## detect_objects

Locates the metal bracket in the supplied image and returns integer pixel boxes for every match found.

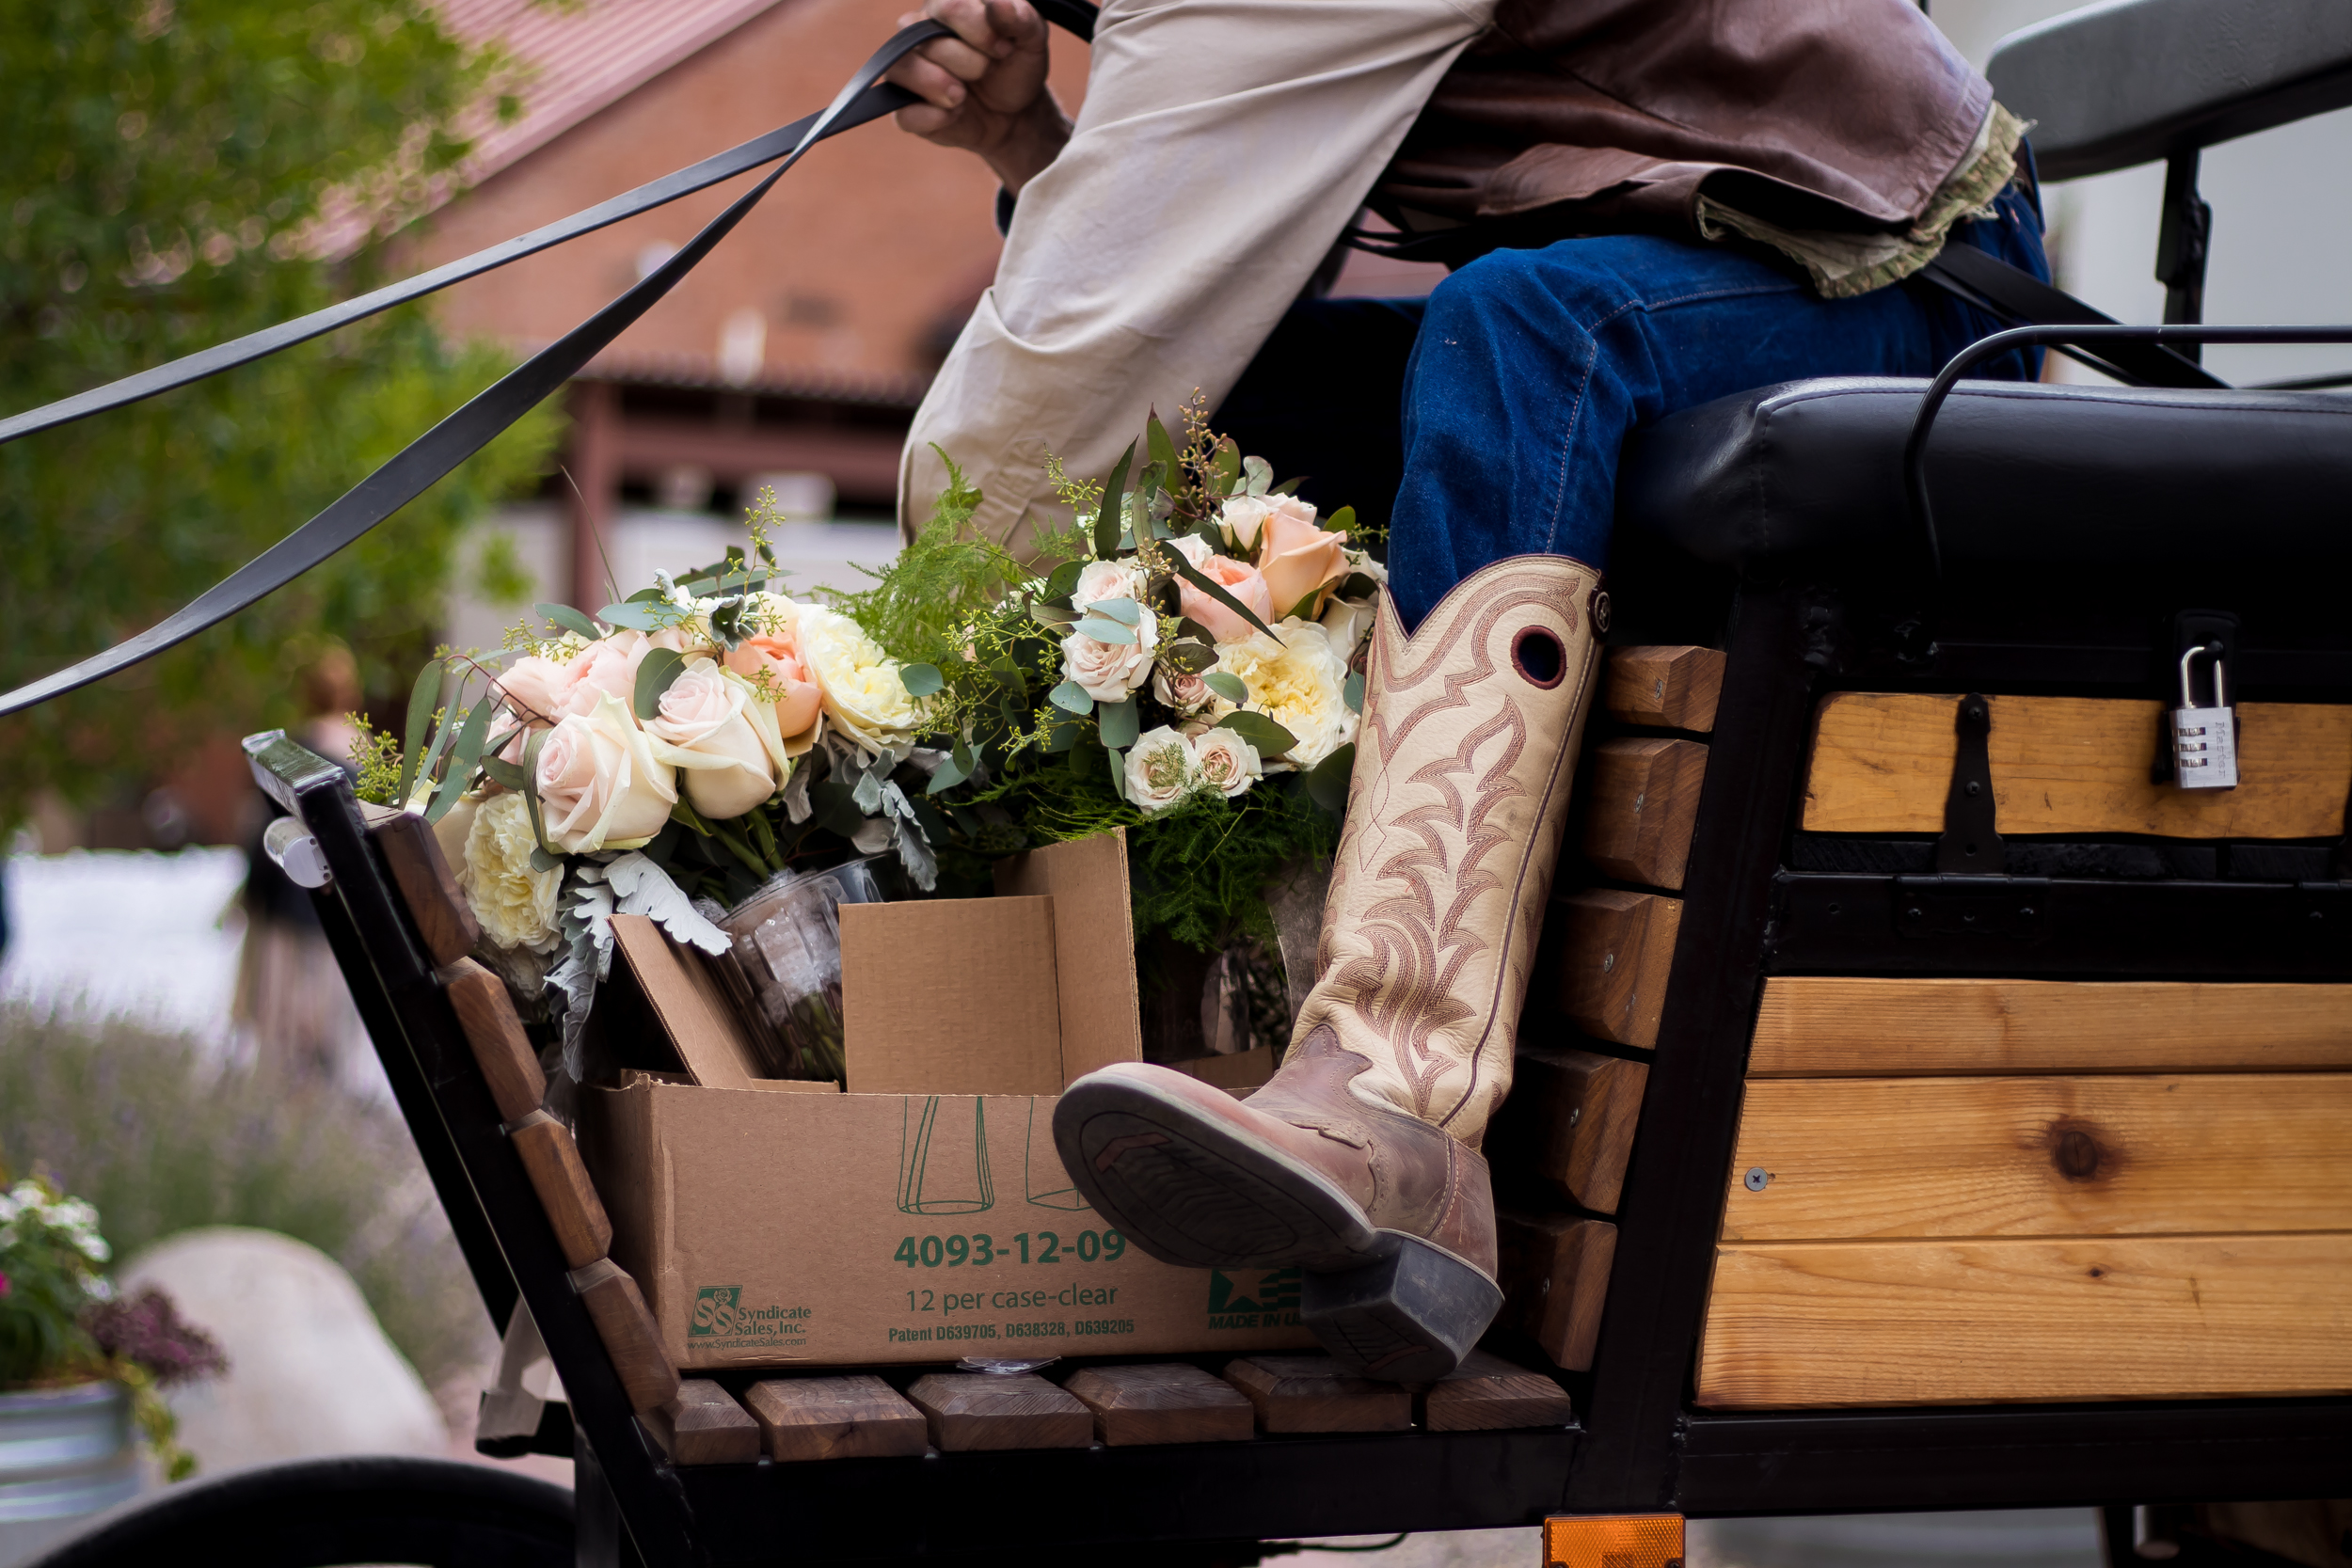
[1895,875,2051,941]
[1934,693,2004,874]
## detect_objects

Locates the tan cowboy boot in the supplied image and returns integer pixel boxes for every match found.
[1055,555,1606,1379]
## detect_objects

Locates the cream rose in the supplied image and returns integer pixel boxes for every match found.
[460,792,563,952]
[1123,727,1199,815]
[1258,506,1351,621]
[795,604,923,756]
[644,657,783,819]
[535,692,678,853]
[1152,662,1214,714]
[1073,559,1146,609]
[1221,491,1304,555]
[1177,553,1274,644]
[1164,532,1215,570]
[1318,593,1377,660]
[1188,725,1263,798]
[1062,606,1159,704]
[723,627,823,754]
[1211,619,1357,769]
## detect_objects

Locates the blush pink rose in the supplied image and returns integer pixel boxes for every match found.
[494,656,573,728]
[1177,554,1275,643]
[534,693,677,853]
[723,632,823,751]
[561,630,651,715]
[645,659,775,819]
[1257,508,1351,621]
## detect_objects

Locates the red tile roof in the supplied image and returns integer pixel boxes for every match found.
[437,0,793,182]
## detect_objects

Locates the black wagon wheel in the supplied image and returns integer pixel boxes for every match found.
[26,1456,571,1568]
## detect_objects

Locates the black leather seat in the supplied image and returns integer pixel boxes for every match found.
[1615,377,2352,570]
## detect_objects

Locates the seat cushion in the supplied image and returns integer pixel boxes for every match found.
[1989,0,2352,180]
[1614,377,2352,571]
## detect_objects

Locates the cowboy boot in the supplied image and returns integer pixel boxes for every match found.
[1055,555,1607,1379]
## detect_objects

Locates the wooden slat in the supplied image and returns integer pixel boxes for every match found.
[642,1379,761,1465]
[1602,645,1725,733]
[1697,1233,2352,1407]
[569,1258,680,1414]
[1221,1354,1411,1433]
[1496,1212,1617,1372]
[1580,737,1708,890]
[1422,1349,1576,1432]
[510,1111,612,1269]
[441,958,548,1121]
[1063,1363,1254,1446]
[365,805,479,965]
[904,1372,1092,1451]
[1751,977,2352,1076]
[744,1374,929,1462]
[1802,692,2352,837]
[1486,1047,1648,1214]
[1724,1074,2352,1242]
[1554,890,1680,1048]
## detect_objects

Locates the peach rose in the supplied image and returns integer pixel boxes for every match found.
[1222,491,1317,555]
[1258,508,1351,621]
[534,692,677,853]
[562,630,651,715]
[1177,554,1275,643]
[723,632,823,754]
[644,658,781,820]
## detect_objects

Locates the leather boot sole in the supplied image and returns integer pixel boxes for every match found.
[1053,1072,1378,1271]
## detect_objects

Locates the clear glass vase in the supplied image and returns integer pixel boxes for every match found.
[707,860,882,1084]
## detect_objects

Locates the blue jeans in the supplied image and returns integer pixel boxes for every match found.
[1215,177,2050,629]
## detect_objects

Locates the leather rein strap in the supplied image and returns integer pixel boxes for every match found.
[0,0,1100,720]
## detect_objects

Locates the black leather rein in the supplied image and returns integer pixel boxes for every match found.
[0,1,1098,719]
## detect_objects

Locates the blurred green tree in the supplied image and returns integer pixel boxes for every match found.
[0,0,562,832]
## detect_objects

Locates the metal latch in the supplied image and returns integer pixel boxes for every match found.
[1933,693,2003,874]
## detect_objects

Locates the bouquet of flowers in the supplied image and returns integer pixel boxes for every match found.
[370,397,1379,1077]
[0,1177,227,1480]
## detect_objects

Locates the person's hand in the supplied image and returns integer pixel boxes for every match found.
[886,0,1072,196]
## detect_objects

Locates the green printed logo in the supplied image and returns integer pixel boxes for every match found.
[690,1286,812,1343]
[1206,1266,1302,1329]
[689,1286,742,1338]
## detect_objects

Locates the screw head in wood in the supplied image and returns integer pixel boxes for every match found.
[1743,1167,1771,1192]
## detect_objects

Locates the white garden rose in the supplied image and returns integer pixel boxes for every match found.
[1123,726,1199,815]
[535,692,678,853]
[1061,609,1159,704]
[1188,725,1263,798]
[1318,593,1376,659]
[1073,559,1145,609]
[1164,532,1216,570]
[644,657,784,819]
[1211,618,1357,769]
[1343,545,1389,587]
[795,604,924,756]
[460,792,564,952]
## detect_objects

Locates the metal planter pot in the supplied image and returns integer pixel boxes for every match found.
[0,1383,140,1567]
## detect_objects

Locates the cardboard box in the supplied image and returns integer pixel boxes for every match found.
[579,832,1315,1370]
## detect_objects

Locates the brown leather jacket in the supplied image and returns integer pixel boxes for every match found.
[1375,0,1992,245]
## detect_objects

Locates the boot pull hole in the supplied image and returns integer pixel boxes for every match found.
[1513,626,1565,689]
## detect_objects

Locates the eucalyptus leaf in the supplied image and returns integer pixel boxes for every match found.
[395,657,442,807]
[1340,572,1381,600]
[1161,640,1217,674]
[1243,454,1273,497]
[1097,697,1140,750]
[480,755,528,792]
[900,663,946,697]
[426,696,497,823]
[926,749,972,796]
[1073,616,1137,645]
[1216,709,1297,755]
[1202,671,1249,705]
[1094,440,1136,561]
[599,600,666,632]
[1305,742,1357,815]
[533,602,603,641]
[1106,746,1128,800]
[1041,716,1081,753]
[626,586,667,603]
[1212,438,1242,494]
[1167,551,1277,640]
[1048,681,1094,716]
[1281,587,1326,621]
[1043,560,1085,601]
[1027,601,1080,626]
[530,847,563,874]
[1270,476,1307,497]
[521,729,555,854]
[1327,504,1357,534]
[1146,413,1180,485]
[1343,671,1367,713]
[632,646,687,721]
[1088,597,1142,626]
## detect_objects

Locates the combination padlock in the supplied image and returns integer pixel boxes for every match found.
[2172,641,2237,790]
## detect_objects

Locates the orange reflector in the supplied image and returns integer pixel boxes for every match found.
[1542,1513,1685,1568]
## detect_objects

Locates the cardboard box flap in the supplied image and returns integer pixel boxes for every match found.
[610,914,767,1089]
[841,896,1061,1096]
[994,830,1142,1085]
